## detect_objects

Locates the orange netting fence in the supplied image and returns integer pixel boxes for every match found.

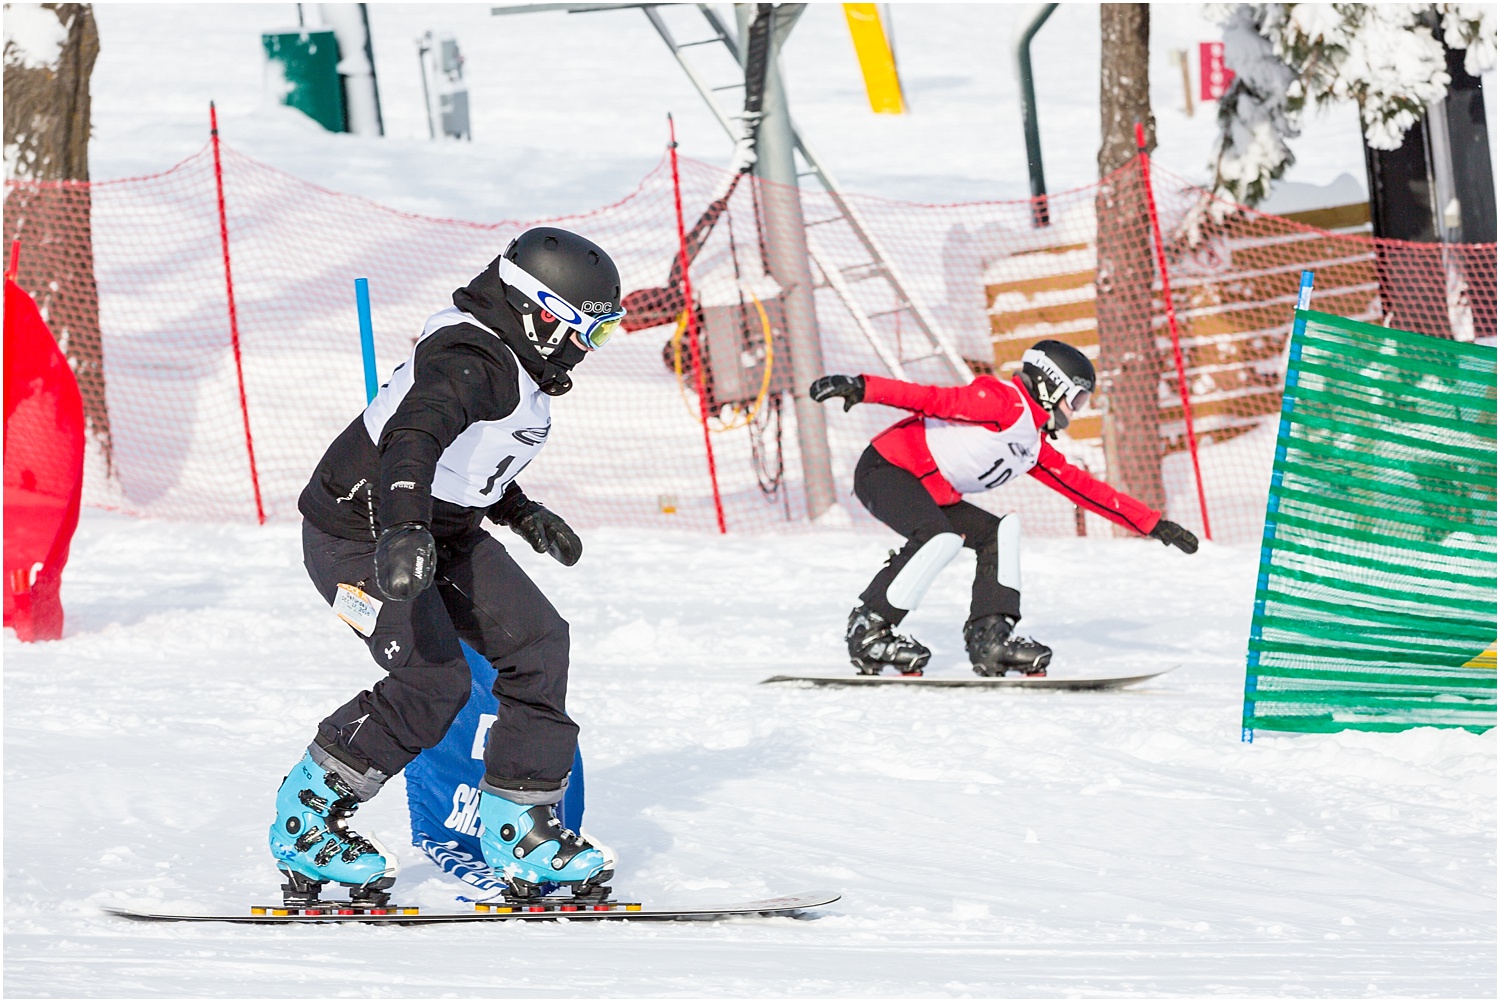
[5,140,1494,542]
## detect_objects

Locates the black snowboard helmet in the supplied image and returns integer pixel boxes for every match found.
[500,227,622,330]
[1019,339,1095,435]
[453,226,622,396]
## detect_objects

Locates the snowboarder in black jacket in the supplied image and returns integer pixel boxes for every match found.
[269,227,626,905]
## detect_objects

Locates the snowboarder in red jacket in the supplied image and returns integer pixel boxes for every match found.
[811,339,1199,678]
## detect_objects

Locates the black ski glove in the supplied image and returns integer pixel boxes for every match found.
[374,522,437,601]
[810,374,865,412]
[488,485,582,566]
[1150,519,1199,554]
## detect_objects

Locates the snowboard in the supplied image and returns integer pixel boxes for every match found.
[102,891,839,925]
[761,668,1173,690]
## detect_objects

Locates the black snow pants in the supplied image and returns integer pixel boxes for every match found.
[853,445,1020,626]
[302,521,576,800]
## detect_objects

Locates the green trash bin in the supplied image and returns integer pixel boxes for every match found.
[263,29,346,133]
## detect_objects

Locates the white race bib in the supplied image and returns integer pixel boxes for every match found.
[925,406,1041,494]
[362,308,552,508]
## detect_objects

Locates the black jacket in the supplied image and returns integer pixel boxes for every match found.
[299,262,586,542]
[298,321,525,542]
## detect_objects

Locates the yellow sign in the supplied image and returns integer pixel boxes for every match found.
[843,4,905,115]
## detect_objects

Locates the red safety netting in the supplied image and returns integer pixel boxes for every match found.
[5,142,1494,542]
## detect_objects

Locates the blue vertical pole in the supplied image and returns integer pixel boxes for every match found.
[1244,269,1316,744]
[355,277,378,404]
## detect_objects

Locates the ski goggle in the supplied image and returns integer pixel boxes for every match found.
[1059,386,1091,413]
[496,257,625,350]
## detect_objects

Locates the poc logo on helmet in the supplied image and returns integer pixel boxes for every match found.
[582,301,613,313]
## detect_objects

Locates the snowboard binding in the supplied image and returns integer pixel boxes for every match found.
[501,867,616,907]
[846,605,931,676]
[278,866,397,910]
[965,614,1052,677]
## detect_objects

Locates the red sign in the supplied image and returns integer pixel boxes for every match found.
[1199,41,1235,101]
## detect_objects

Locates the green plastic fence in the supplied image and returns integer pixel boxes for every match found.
[1243,309,1497,738]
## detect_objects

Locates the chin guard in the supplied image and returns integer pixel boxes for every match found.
[538,367,573,396]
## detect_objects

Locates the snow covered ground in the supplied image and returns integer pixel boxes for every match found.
[5,513,1494,997]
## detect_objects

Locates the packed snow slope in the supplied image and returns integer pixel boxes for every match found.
[4,513,1494,997]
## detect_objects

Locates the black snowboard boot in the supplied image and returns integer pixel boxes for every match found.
[845,604,931,676]
[965,614,1051,677]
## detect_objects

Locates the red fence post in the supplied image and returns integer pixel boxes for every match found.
[1135,122,1211,541]
[210,102,266,525]
[668,115,727,534]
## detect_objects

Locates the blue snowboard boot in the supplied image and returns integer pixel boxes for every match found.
[268,751,398,906]
[477,791,610,898]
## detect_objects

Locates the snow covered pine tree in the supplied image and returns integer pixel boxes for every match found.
[1205,2,1495,207]
[271,227,627,908]
[812,341,1199,678]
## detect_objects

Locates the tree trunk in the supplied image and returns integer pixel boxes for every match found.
[4,3,110,467]
[1095,2,1164,517]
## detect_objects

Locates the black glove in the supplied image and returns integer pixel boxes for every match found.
[488,486,582,566]
[809,374,865,412]
[1150,519,1199,554]
[374,522,437,601]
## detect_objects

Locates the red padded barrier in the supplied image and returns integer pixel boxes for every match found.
[4,277,85,640]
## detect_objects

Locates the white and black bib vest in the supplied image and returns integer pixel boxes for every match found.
[363,307,551,508]
[924,404,1041,494]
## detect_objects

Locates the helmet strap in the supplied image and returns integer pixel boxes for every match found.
[1019,370,1068,439]
[1020,369,1068,414]
[521,312,568,358]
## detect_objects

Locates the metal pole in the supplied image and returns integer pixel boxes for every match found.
[643,7,739,140]
[417,34,435,139]
[743,3,836,520]
[1015,3,1057,227]
[357,3,385,136]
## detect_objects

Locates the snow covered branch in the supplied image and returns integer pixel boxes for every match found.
[1204,3,1498,207]
[3,2,69,72]
[4,3,95,181]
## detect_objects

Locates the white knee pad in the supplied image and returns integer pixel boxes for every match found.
[886,532,963,611]
[997,513,1021,592]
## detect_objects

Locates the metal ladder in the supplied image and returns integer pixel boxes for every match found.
[639,4,973,384]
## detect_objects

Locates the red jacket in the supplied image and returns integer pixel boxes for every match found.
[863,373,1161,536]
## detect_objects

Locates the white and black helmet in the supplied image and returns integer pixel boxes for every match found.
[499,227,624,351]
[1020,339,1095,433]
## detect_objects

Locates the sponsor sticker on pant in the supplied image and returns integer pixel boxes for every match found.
[334,582,383,637]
